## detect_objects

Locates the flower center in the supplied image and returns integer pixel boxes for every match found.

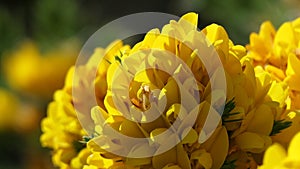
[131,84,152,111]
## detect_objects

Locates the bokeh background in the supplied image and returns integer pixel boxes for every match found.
[0,0,299,168]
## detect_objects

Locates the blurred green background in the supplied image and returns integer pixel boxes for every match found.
[0,0,299,168]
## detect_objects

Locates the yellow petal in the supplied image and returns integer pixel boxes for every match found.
[267,81,288,107]
[178,12,198,28]
[262,143,287,168]
[83,165,98,169]
[272,22,296,66]
[286,53,300,90]
[235,132,272,153]
[286,74,300,92]
[190,149,212,169]
[162,78,180,109]
[201,24,229,58]
[247,33,268,61]
[140,116,168,133]
[150,128,177,146]
[119,119,145,138]
[103,91,123,116]
[207,126,229,169]
[260,21,276,40]
[242,60,256,98]
[287,132,300,161]
[176,144,191,169]
[178,12,198,35]
[87,153,116,168]
[152,147,177,169]
[247,104,274,135]
[166,103,187,123]
[255,67,273,103]
[181,128,198,144]
[200,126,228,169]
[265,65,286,81]
[275,22,296,49]
[152,33,176,54]
[131,28,160,54]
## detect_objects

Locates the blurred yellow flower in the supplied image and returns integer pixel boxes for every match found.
[0,88,18,129]
[0,88,40,132]
[2,40,77,99]
[258,132,300,169]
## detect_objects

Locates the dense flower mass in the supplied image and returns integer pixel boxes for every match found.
[247,18,300,110]
[40,13,300,169]
[247,18,300,148]
[40,40,129,168]
[85,13,234,169]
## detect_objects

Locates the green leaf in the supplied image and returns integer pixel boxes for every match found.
[114,51,124,64]
[222,98,241,123]
[105,58,112,64]
[223,98,236,118]
[115,55,122,64]
[79,132,99,144]
[270,120,292,136]
[221,159,236,169]
[73,140,85,153]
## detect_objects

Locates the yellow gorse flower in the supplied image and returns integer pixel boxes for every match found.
[40,40,129,168]
[206,28,281,169]
[247,17,300,148]
[83,12,239,169]
[40,12,296,169]
[83,13,263,169]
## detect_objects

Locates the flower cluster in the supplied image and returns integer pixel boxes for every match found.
[40,13,300,169]
[247,18,300,148]
[40,40,130,168]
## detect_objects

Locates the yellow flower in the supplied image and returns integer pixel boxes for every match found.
[246,18,300,147]
[201,21,277,168]
[0,88,40,132]
[222,63,279,168]
[2,40,77,99]
[258,132,300,169]
[84,12,247,169]
[0,88,18,129]
[41,89,87,168]
[41,12,285,169]
[40,40,129,168]
[247,18,300,110]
